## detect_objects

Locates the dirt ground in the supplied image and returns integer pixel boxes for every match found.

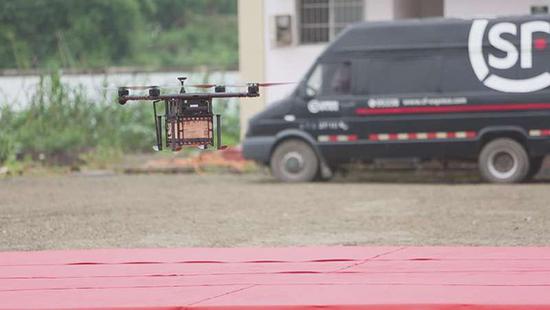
[1,171,549,251]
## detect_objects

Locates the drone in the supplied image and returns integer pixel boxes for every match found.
[117,77,287,152]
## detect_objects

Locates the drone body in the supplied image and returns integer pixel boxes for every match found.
[117,77,261,152]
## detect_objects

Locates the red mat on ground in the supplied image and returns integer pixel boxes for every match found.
[1,246,550,309]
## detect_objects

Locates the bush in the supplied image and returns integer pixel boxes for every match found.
[0,73,154,165]
[0,0,237,70]
[0,72,240,166]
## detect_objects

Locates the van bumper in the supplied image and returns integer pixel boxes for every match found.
[242,136,277,164]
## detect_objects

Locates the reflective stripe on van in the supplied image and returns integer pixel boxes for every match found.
[355,103,550,116]
[529,129,550,137]
[318,135,358,142]
[369,131,477,141]
[317,131,477,143]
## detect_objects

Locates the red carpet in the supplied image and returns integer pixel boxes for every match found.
[1,247,550,309]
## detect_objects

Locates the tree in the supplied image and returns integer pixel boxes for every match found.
[0,0,237,70]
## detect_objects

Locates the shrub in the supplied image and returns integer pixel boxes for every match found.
[0,72,240,166]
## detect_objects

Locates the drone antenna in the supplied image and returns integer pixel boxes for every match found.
[177,77,187,94]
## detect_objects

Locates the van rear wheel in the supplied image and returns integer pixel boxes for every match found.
[478,138,530,183]
[270,139,319,182]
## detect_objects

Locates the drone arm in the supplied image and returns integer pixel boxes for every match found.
[119,90,259,105]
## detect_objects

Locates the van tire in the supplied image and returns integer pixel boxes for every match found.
[270,139,319,182]
[478,138,530,183]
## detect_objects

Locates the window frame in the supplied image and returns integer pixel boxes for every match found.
[297,0,364,45]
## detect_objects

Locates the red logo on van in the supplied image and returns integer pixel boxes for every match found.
[534,38,547,50]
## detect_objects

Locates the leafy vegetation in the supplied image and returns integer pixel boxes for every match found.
[0,73,240,167]
[0,0,238,70]
[0,1,241,168]
[0,1,240,168]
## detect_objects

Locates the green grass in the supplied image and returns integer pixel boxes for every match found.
[0,72,240,168]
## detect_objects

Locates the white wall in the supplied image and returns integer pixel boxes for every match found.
[262,0,394,104]
[263,0,323,104]
[445,0,550,18]
[366,0,394,21]
[239,0,266,137]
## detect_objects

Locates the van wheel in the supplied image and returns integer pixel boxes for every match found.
[478,138,530,183]
[270,139,319,182]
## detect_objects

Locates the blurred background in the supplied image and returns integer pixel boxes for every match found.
[2,0,550,251]
[2,0,550,172]
[0,0,239,171]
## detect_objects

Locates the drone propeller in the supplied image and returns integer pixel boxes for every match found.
[224,82,296,88]
[187,82,295,89]
[258,82,296,87]
[188,83,217,89]
[119,85,160,90]
[108,79,295,95]
[102,85,179,91]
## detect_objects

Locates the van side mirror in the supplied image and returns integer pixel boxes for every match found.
[301,84,317,101]
[303,92,314,102]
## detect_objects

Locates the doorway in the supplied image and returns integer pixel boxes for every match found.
[394,0,444,19]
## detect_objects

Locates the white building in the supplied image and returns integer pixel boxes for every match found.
[238,0,550,134]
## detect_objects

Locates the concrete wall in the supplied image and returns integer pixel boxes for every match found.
[366,0,394,21]
[238,0,266,137]
[262,0,395,104]
[263,0,323,104]
[445,0,550,18]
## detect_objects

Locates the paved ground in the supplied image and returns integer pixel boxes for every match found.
[1,172,549,251]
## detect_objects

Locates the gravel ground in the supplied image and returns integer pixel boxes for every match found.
[1,172,549,251]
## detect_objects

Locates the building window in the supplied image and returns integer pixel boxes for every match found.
[299,0,364,44]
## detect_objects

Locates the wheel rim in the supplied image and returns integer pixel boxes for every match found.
[282,151,304,174]
[488,150,518,180]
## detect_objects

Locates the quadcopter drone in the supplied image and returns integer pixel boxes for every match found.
[117,77,285,152]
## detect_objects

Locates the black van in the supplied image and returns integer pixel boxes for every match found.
[243,15,550,183]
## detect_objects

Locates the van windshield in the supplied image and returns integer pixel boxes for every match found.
[306,62,351,97]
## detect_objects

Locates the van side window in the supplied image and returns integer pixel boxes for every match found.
[306,62,351,97]
[367,56,441,95]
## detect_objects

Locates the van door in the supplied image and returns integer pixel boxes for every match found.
[294,61,356,159]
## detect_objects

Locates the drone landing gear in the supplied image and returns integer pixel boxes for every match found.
[152,99,225,152]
